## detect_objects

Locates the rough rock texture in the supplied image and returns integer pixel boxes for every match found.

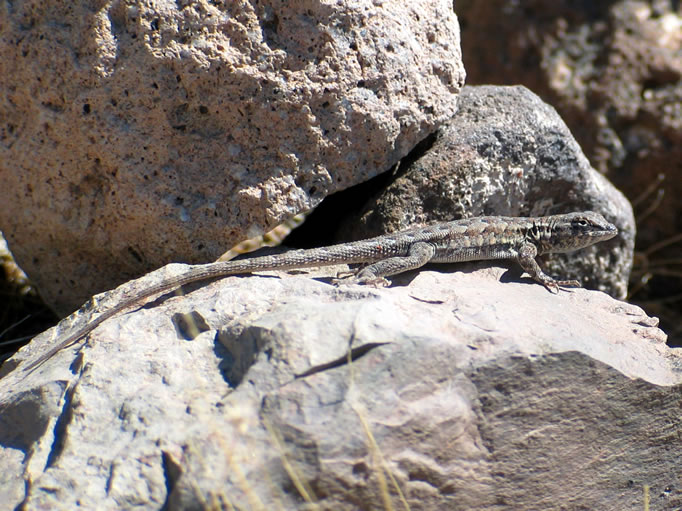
[339,85,634,299]
[2,266,680,510]
[0,0,464,316]
[456,1,682,339]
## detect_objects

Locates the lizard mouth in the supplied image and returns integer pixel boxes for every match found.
[597,225,618,240]
[594,227,617,238]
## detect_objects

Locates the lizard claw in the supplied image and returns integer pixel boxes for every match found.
[334,269,358,279]
[557,279,581,288]
[333,274,390,288]
[359,276,391,288]
[543,279,581,293]
[544,282,560,294]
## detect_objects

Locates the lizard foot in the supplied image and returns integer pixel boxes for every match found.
[332,274,391,288]
[543,279,581,293]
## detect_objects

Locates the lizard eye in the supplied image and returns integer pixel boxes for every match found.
[573,219,589,227]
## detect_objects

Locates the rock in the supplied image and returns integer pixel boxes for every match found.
[1,265,680,510]
[340,85,634,298]
[0,0,464,315]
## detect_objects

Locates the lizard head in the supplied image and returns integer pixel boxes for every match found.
[541,211,618,253]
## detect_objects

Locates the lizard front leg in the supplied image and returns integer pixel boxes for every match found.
[339,241,436,286]
[517,242,580,293]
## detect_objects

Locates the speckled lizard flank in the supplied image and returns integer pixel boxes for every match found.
[23,211,617,373]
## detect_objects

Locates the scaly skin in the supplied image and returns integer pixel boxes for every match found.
[22,211,617,373]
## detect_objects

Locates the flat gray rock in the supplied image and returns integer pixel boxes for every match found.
[1,265,679,510]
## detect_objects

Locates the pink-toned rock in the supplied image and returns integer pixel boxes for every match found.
[0,0,464,315]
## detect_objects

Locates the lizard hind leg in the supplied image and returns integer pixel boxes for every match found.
[338,241,436,287]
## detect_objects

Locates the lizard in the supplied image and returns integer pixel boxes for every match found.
[21,211,617,373]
